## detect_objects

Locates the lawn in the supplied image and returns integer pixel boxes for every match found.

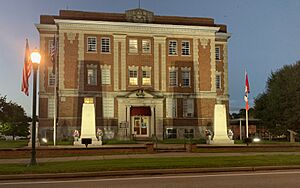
[0,140,28,148]
[1,155,300,175]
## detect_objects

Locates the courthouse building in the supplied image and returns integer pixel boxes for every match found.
[36,8,230,141]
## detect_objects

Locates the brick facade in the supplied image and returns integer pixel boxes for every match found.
[36,9,230,141]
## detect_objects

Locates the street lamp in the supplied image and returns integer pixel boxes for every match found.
[29,49,41,166]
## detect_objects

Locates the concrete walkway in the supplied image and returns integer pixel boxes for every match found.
[1,151,300,164]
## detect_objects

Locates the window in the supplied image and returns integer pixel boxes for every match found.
[169,67,178,86]
[182,41,190,55]
[101,37,110,53]
[101,65,111,85]
[48,71,55,86]
[48,98,54,118]
[168,40,177,55]
[142,39,151,53]
[142,70,151,85]
[166,128,177,139]
[103,97,114,118]
[182,70,190,87]
[183,98,194,117]
[129,39,138,53]
[129,67,138,86]
[215,46,221,60]
[184,129,194,139]
[87,64,97,85]
[216,73,221,89]
[87,37,97,52]
[166,98,177,118]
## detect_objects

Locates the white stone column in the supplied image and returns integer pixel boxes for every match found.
[223,43,229,96]
[154,36,165,91]
[58,31,65,90]
[77,32,84,91]
[209,37,216,92]
[193,38,200,92]
[113,34,126,91]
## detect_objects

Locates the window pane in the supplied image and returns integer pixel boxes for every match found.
[101,38,110,53]
[216,74,221,89]
[142,70,151,85]
[182,71,190,87]
[182,41,190,55]
[87,68,97,85]
[48,71,55,86]
[215,47,221,60]
[169,71,177,86]
[142,40,151,53]
[169,41,177,55]
[101,68,111,85]
[87,37,97,52]
[129,70,138,85]
[129,39,138,53]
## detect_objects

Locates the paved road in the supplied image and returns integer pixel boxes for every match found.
[1,170,300,188]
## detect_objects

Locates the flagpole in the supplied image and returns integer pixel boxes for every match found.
[246,109,249,138]
[53,35,57,146]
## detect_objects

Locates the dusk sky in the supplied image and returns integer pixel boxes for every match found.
[0,0,300,116]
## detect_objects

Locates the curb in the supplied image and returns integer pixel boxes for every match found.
[1,166,300,180]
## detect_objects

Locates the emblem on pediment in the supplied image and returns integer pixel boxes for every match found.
[125,8,154,23]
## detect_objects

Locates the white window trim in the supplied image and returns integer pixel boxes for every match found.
[169,66,178,87]
[101,37,110,53]
[142,39,151,54]
[87,37,97,53]
[102,97,114,118]
[181,67,191,87]
[181,40,190,56]
[183,98,194,117]
[129,39,138,54]
[128,66,139,86]
[142,66,152,86]
[215,46,221,61]
[87,64,98,86]
[216,72,222,90]
[166,98,177,118]
[168,40,178,56]
[100,64,111,85]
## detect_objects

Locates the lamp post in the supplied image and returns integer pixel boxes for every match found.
[29,49,41,166]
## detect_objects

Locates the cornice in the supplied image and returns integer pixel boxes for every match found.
[216,32,231,40]
[54,19,220,36]
[35,24,57,33]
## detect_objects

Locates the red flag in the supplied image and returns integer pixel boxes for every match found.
[244,71,250,111]
[21,39,31,96]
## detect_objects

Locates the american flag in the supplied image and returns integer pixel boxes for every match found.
[21,39,31,96]
[244,71,250,111]
[50,37,57,74]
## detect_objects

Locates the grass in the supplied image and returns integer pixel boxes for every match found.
[1,155,300,175]
[0,140,28,148]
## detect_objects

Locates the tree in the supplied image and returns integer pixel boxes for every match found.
[0,95,30,139]
[254,61,300,136]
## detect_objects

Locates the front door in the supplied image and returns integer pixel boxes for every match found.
[133,116,149,137]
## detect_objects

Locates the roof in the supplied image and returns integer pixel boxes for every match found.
[40,9,227,33]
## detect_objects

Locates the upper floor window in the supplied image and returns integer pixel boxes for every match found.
[169,67,178,86]
[87,37,97,52]
[215,46,221,60]
[142,66,151,86]
[101,65,111,85]
[48,70,55,86]
[129,67,138,86]
[101,37,110,53]
[166,98,177,118]
[181,41,190,55]
[142,39,151,54]
[182,70,190,87]
[87,64,97,85]
[183,98,194,117]
[216,73,221,89]
[129,39,138,53]
[168,40,177,55]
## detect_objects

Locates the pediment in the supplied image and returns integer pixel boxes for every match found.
[122,89,162,98]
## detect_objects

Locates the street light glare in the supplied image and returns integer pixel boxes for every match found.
[30,50,41,64]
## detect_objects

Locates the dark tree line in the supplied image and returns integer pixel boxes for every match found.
[0,95,30,139]
[254,61,300,136]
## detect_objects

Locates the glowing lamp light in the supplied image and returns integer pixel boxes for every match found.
[253,137,261,142]
[42,138,48,143]
[30,50,41,64]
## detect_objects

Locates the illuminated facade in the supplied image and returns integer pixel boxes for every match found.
[36,9,230,141]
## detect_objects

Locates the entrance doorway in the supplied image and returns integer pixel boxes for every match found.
[130,106,151,137]
[133,116,149,136]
